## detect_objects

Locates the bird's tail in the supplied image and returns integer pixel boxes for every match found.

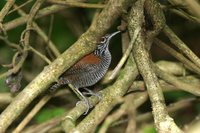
[49,83,61,92]
[49,78,69,92]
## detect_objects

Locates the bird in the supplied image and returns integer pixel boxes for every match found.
[50,31,121,114]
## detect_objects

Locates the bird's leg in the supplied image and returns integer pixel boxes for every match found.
[82,88,102,100]
[68,84,91,115]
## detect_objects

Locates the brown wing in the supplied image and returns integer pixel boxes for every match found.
[62,54,101,76]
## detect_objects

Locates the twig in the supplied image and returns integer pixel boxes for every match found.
[163,25,200,69]
[0,52,26,79]
[13,4,60,57]
[184,0,200,18]
[47,15,54,53]
[98,99,126,133]
[12,89,69,133]
[0,35,22,52]
[12,96,52,133]
[125,92,147,133]
[2,0,92,32]
[153,64,200,96]
[29,46,51,64]
[112,97,196,127]
[121,26,130,53]
[7,0,33,15]
[136,97,196,122]
[3,5,66,32]
[169,8,200,25]
[99,92,147,133]
[156,61,189,76]
[154,38,200,75]
[0,0,15,23]
[22,116,62,133]
[0,0,45,132]
[108,27,140,81]
[46,0,105,9]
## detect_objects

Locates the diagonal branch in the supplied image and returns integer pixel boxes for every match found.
[129,0,183,132]
[0,0,15,23]
[163,25,200,69]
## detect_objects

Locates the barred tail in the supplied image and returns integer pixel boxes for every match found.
[49,78,69,92]
[49,83,61,92]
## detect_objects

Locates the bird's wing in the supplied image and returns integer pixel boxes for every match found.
[61,54,101,76]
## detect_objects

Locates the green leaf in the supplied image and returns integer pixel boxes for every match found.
[143,125,156,133]
[34,107,65,123]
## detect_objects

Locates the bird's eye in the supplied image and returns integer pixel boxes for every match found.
[100,37,106,43]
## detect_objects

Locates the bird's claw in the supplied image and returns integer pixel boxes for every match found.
[82,88,102,100]
[76,98,92,115]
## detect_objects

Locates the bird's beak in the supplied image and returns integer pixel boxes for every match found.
[108,31,121,39]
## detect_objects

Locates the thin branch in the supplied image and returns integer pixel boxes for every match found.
[108,27,140,81]
[13,4,60,57]
[12,90,69,133]
[46,0,105,9]
[29,46,51,64]
[47,15,54,54]
[0,35,22,52]
[22,116,62,133]
[163,25,200,69]
[184,0,200,18]
[112,98,196,127]
[169,8,200,25]
[2,5,66,32]
[0,0,15,23]
[154,64,200,96]
[1,0,93,32]
[154,38,200,75]
[7,0,33,15]
[0,0,46,132]
[98,100,126,133]
[156,61,189,76]
[125,92,147,133]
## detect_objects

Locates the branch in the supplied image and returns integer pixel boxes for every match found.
[154,38,200,75]
[129,0,183,132]
[13,4,60,57]
[2,5,66,32]
[0,0,15,23]
[46,0,105,9]
[1,0,94,32]
[163,25,200,69]
[154,64,200,96]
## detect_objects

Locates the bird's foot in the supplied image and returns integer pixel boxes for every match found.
[76,97,92,115]
[82,88,102,100]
